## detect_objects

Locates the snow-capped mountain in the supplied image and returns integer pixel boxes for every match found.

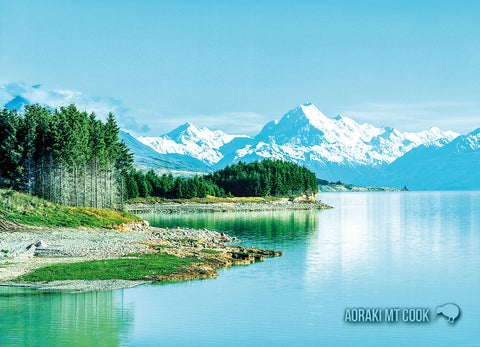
[365,128,480,190]
[134,103,461,185]
[119,130,211,176]
[245,103,457,165]
[138,122,251,165]
[214,103,458,182]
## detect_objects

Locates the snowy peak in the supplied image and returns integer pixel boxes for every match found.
[299,103,332,129]
[132,102,462,184]
[242,103,459,167]
[449,127,480,152]
[256,103,332,145]
[165,122,237,147]
[138,123,248,165]
[257,103,387,147]
[374,126,480,190]
[402,127,459,145]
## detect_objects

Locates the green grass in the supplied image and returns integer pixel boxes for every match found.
[13,252,201,282]
[0,189,139,228]
[201,249,220,254]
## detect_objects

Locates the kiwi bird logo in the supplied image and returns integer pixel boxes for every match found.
[436,303,460,323]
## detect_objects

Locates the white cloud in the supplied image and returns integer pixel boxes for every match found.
[0,82,272,136]
[0,82,150,133]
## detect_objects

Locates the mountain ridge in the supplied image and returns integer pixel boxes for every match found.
[365,128,480,190]
[133,103,466,187]
[3,94,477,189]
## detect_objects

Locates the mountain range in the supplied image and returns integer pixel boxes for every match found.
[368,128,480,190]
[3,93,478,190]
[130,103,476,190]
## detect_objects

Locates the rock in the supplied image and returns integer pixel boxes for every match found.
[35,240,48,248]
[115,221,150,232]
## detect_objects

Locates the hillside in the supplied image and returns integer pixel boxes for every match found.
[0,189,138,229]
[120,130,210,176]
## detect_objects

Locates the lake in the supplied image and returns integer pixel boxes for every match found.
[1,192,479,346]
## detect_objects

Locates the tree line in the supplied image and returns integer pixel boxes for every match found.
[123,170,229,200]
[0,104,133,208]
[124,159,318,200]
[206,159,318,197]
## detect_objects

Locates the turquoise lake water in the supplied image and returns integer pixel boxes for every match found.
[0,192,479,346]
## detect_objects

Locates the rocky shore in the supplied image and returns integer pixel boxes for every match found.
[318,184,403,192]
[0,222,282,293]
[126,200,331,214]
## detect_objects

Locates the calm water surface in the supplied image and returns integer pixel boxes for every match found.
[0,192,479,346]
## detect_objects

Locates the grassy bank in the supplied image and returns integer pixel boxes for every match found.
[0,189,139,228]
[13,252,201,282]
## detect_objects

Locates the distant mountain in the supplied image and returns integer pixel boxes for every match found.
[119,131,210,176]
[216,103,458,182]
[4,96,29,112]
[138,122,251,165]
[132,103,467,187]
[367,128,480,190]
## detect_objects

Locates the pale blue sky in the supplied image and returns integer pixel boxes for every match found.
[1,0,479,135]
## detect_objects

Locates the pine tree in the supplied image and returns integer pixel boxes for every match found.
[0,109,23,188]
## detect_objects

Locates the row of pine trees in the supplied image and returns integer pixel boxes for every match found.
[124,159,318,200]
[123,171,229,200]
[0,104,133,208]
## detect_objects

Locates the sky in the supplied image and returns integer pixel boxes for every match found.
[1,0,479,136]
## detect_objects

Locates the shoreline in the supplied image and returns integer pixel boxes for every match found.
[126,200,332,214]
[318,184,403,192]
[0,224,282,293]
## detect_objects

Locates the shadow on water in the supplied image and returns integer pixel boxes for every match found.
[0,287,134,347]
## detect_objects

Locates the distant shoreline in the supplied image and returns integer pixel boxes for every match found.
[318,184,405,192]
[126,199,332,214]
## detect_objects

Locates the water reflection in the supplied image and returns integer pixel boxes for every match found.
[308,192,480,301]
[0,288,133,347]
[140,210,323,249]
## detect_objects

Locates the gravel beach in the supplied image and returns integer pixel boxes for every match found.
[0,223,280,292]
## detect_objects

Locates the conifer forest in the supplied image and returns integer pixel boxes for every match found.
[0,104,132,208]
